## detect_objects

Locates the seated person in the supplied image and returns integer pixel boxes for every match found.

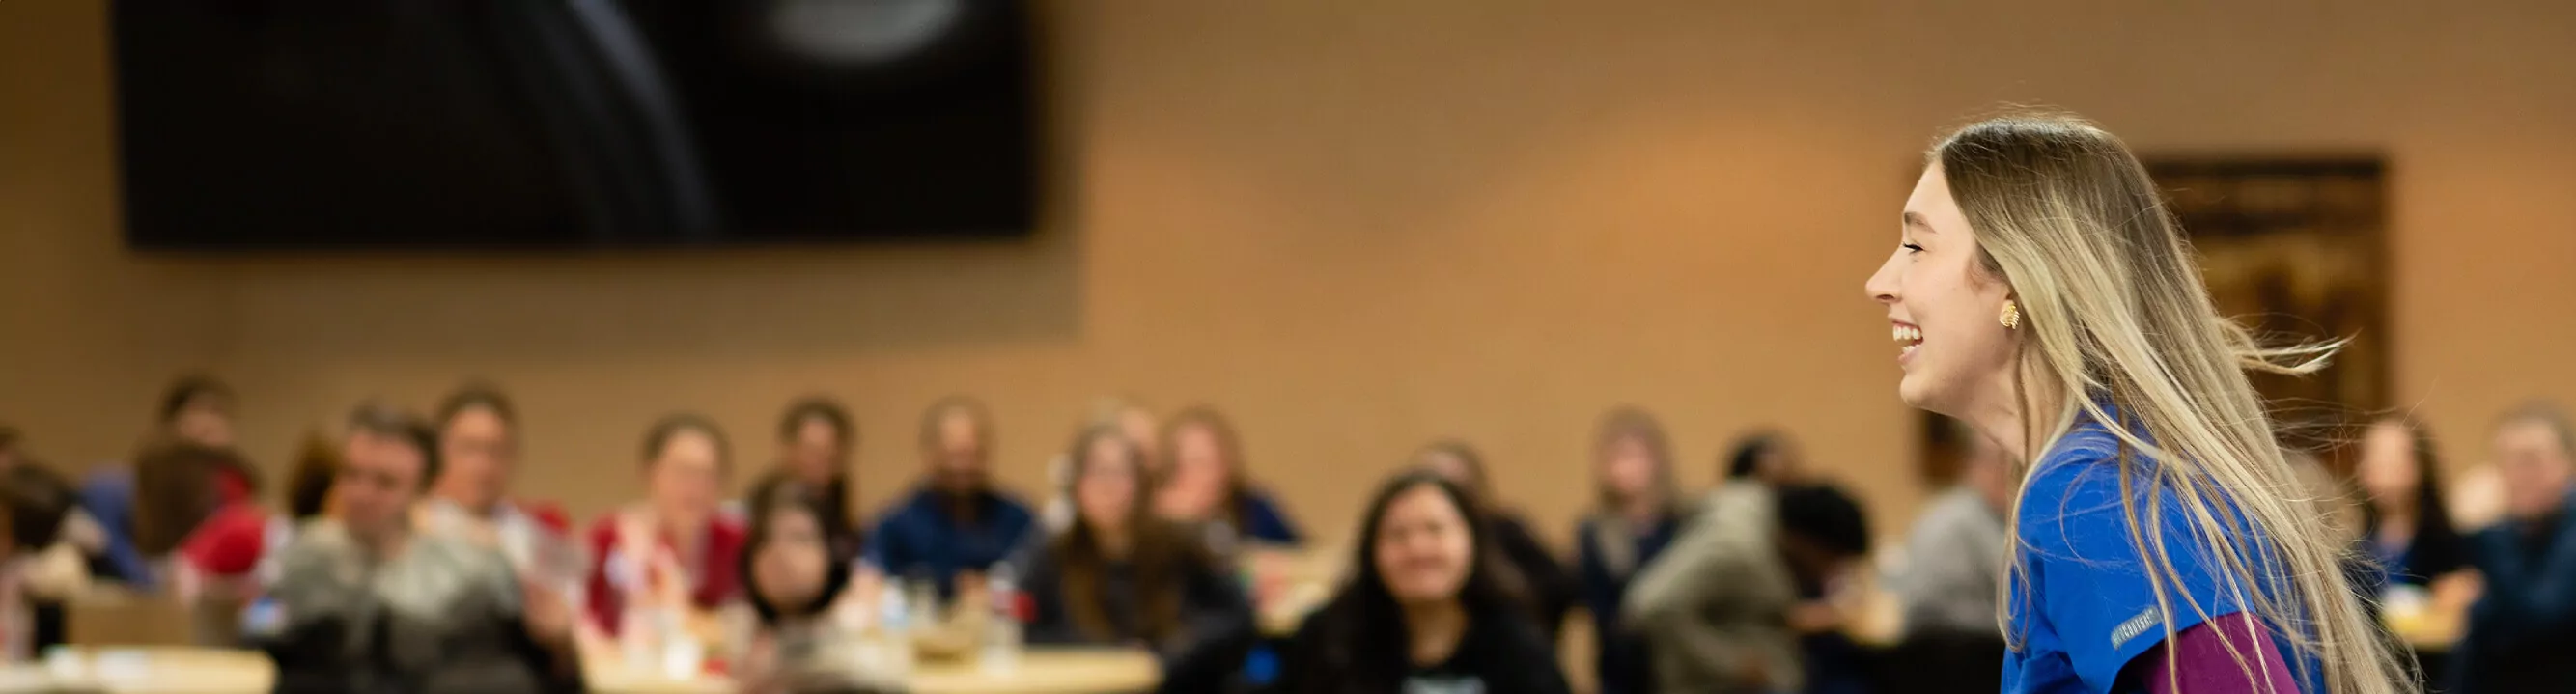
[1275,471,1571,694]
[420,385,573,569]
[2350,417,2475,610]
[1898,424,2011,636]
[1024,425,1252,693]
[1155,406,1302,550]
[584,414,746,636]
[1416,439,1578,642]
[742,398,865,564]
[735,492,870,694]
[175,433,342,601]
[126,440,262,591]
[2455,403,2576,692]
[862,397,1034,597]
[0,457,91,658]
[81,375,247,587]
[1623,481,1872,694]
[257,404,580,694]
[1573,408,1690,694]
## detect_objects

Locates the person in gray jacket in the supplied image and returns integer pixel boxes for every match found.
[1623,482,1870,694]
[1896,425,2012,636]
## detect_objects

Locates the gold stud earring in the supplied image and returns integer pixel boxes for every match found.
[2000,300,2022,330]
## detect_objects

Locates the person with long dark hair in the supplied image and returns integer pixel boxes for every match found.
[2350,416,2472,608]
[1571,407,1688,694]
[733,490,859,694]
[743,397,864,563]
[175,430,346,602]
[1415,439,1577,643]
[1274,471,1570,694]
[1023,425,1252,692]
[81,375,253,587]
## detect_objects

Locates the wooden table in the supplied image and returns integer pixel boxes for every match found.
[589,648,1160,694]
[1,646,1159,694]
[0,648,273,694]
[1246,547,1343,637]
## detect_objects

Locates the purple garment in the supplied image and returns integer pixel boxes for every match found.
[2133,613,2302,694]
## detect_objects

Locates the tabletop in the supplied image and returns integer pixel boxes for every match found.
[0,646,1160,694]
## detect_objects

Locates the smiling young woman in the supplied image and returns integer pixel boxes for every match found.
[1864,113,2410,694]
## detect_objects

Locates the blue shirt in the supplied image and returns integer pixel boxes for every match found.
[2002,409,2320,694]
[77,468,158,588]
[861,487,1037,591]
[2452,494,2576,692]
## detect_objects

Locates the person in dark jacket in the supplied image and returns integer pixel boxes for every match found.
[1276,471,1570,694]
[2351,416,2475,609]
[1414,439,1577,642]
[259,403,579,694]
[743,397,865,564]
[2454,402,2576,693]
[1023,424,1253,693]
[1571,407,1689,694]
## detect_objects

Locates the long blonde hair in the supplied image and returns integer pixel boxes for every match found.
[1936,113,2408,694]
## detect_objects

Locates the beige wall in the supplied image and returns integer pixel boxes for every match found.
[6,0,2575,545]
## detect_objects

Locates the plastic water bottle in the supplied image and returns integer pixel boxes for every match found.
[868,585,916,680]
[657,607,704,679]
[980,561,1023,674]
[607,550,660,671]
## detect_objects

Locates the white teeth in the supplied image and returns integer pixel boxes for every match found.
[1892,325,1921,344]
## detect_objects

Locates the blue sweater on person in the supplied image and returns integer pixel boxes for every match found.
[77,469,158,588]
[1232,488,1303,546]
[2453,492,2576,693]
[862,487,1038,593]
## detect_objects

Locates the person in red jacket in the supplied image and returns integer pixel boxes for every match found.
[175,433,342,597]
[419,385,572,572]
[584,414,747,635]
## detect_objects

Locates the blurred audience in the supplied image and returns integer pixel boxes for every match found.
[1024,424,1252,692]
[1047,398,1157,534]
[0,451,94,655]
[2454,402,2576,692]
[1723,430,1807,486]
[1625,482,1872,694]
[1896,424,2010,636]
[128,441,260,589]
[2351,416,2476,611]
[1276,471,1571,694]
[260,403,580,694]
[1884,424,2009,694]
[862,397,1035,597]
[743,397,864,564]
[175,430,343,601]
[1157,406,1302,550]
[82,375,252,587]
[422,384,572,568]
[735,490,861,694]
[584,414,745,635]
[2450,459,2508,534]
[1572,407,1686,694]
[1414,439,1577,642]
